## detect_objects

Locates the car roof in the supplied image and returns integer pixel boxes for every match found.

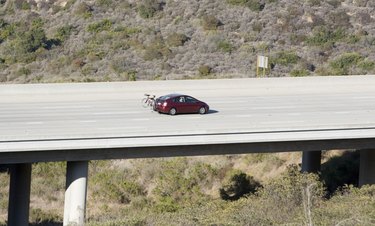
[162,93,184,98]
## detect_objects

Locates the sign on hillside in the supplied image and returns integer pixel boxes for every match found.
[257,55,269,77]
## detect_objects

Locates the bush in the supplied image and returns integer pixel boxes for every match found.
[143,40,171,61]
[75,2,93,18]
[96,0,112,7]
[217,40,233,53]
[256,165,325,222]
[306,27,345,46]
[219,170,261,201]
[87,19,112,33]
[91,170,145,204]
[0,20,15,42]
[202,15,221,31]
[30,208,61,224]
[329,52,364,75]
[9,18,47,54]
[198,65,211,76]
[271,51,299,66]
[226,0,264,11]
[166,33,188,47]
[55,25,74,42]
[16,67,31,77]
[137,0,163,19]
[290,69,309,77]
[358,60,375,71]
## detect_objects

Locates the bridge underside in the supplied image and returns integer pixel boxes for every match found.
[4,148,375,225]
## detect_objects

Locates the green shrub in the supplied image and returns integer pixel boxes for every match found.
[96,0,112,7]
[166,33,188,47]
[329,52,363,75]
[55,25,74,42]
[75,2,92,18]
[0,20,15,42]
[307,0,320,6]
[217,40,233,53]
[272,51,299,66]
[137,0,162,19]
[16,67,31,77]
[123,70,137,81]
[219,170,261,201]
[198,65,211,76]
[202,15,220,31]
[153,158,217,206]
[252,22,263,33]
[346,34,361,44]
[30,208,62,224]
[138,5,155,19]
[290,69,309,77]
[143,40,171,61]
[226,0,264,11]
[358,60,375,71]
[91,170,145,204]
[87,19,112,33]
[21,1,31,10]
[306,27,345,46]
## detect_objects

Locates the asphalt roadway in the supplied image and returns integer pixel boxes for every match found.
[1,75,375,152]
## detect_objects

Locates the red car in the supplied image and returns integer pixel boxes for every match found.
[154,94,209,115]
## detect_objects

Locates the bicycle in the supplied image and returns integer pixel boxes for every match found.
[141,94,156,109]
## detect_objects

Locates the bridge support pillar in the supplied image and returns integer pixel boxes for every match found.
[359,149,375,186]
[63,161,88,226]
[301,151,321,173]
[8,163,32,226]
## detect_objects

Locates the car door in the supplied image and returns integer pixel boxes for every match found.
[174,96,188,113]
[185,96,200,113]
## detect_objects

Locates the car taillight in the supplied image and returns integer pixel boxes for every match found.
[163,102,167,107]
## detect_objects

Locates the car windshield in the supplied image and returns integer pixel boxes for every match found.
[159,95,172,100]
[186,96,197,103]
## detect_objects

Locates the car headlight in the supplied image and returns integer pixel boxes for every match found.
[163,102,167,107]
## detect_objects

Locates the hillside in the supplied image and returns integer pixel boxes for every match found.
[0,0,374,83]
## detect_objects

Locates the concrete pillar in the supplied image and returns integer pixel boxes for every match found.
[359,149,375,186]
[302,151,321,173]
[63,161,89,226]
[8,163,32,226]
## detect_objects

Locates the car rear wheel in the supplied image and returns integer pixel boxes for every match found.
[169,108,177,115]
[199,106,206,114]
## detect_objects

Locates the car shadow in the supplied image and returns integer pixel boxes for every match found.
[207,109,219,114]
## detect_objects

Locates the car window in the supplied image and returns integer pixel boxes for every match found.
[178,96,185,102]
[186,96,197,103]
[160,95,171,100]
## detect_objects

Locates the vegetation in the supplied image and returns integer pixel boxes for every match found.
[0,0,373,82]
[1,151,374,225]
[226,0,264,11]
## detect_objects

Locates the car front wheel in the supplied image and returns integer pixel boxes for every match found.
[169,108,177,115]
[199,106,206,114]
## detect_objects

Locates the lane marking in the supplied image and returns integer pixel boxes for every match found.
[43,106,91,109]
[252,106,296,110]
[261,120,305,125]
[287,113,301,116]
[235,114,253,118]
[92,111,141,115]
[79,120,97,123]
[26,121,44,125]
[334,111,350,114]
[132,118,150,121]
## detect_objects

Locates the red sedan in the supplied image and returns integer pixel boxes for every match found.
[154,94,209,115]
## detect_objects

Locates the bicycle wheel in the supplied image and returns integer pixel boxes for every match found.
[149,99,156,110]
[141,98,149,108]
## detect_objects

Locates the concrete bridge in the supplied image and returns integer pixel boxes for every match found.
[1,75,375,225]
